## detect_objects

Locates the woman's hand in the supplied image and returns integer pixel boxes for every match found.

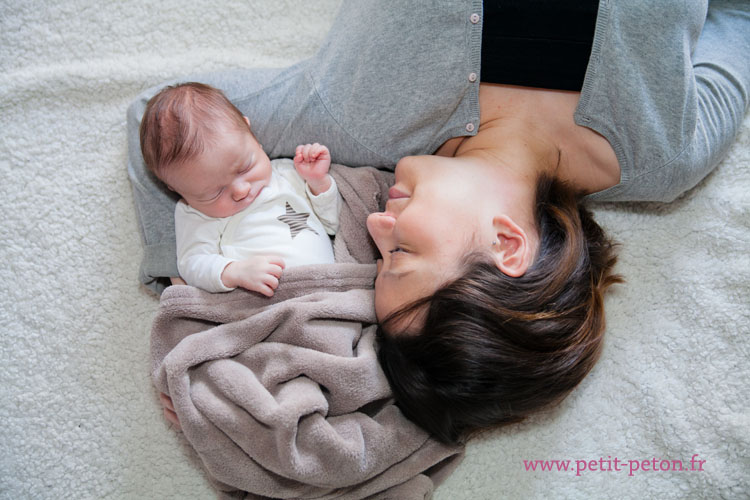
[160,393,181,431]
[294,143,332,195]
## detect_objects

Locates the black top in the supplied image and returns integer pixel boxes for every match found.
[481,0,599,90]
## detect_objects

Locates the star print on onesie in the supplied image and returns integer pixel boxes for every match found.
[277,201,319,238]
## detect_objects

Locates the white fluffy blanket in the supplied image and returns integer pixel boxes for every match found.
[1,1,748,498]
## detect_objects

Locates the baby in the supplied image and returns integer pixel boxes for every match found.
[139,82,339,296]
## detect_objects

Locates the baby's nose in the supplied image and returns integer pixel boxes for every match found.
[232,182,251,201]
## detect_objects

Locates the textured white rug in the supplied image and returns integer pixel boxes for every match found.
[1,1,748,498]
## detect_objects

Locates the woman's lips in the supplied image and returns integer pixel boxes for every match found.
[388,186,409,200]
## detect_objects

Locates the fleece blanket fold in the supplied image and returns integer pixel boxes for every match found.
[150,165,463,499]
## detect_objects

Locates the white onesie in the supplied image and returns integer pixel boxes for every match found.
[175,159,339,292]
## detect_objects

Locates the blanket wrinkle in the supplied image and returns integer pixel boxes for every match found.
[151,164,462,499]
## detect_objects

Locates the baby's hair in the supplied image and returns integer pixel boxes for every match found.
[139,82,250,178]
[377,175,622,444]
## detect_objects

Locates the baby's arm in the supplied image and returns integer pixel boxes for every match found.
[176,202,284,296]
[176,202,235,292]
[294,143,340,235]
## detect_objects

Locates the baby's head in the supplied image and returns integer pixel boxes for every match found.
[140,82,272,218]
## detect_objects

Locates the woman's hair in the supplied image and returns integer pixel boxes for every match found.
[139,82,249,178]
[377,175,622,445]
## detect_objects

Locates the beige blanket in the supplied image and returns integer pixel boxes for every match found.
[150,165,464,499]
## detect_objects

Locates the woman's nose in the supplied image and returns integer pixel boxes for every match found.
[366,212,396,256]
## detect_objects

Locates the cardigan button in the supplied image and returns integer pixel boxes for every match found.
[468,72,478,82]
[470,13,480,24]
[465,123,475,132]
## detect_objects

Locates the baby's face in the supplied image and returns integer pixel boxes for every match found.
[163,124,272,218]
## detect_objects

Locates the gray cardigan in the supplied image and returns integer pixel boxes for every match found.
[127,0,750,291]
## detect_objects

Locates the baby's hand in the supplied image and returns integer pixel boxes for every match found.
[294,143,332,195]
[220,256,285,297]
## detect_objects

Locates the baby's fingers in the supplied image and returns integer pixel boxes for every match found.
[310,143,329,159]
[256,283,276,297]
[263,274,280,290]
[300,143,314,161]
[160,393,175,412]
[293,145,306,163]
[159,393,181,430]
[267,257,285,277]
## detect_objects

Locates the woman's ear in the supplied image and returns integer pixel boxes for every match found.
[490,215,532,277]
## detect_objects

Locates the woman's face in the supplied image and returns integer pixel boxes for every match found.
[367,154,490,325]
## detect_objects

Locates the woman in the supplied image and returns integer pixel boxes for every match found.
[129,1,750,443]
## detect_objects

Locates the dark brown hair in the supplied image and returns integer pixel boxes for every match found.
[377,175,622,444]
[139,82,249,178]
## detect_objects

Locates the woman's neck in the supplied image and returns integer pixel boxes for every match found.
[455,117,559,186]
[436,83,620,195]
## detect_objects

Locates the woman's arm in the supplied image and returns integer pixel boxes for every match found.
[580,0,749,203]
[689,0,750,170]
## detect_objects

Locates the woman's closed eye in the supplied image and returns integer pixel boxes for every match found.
[388,247,412,263]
